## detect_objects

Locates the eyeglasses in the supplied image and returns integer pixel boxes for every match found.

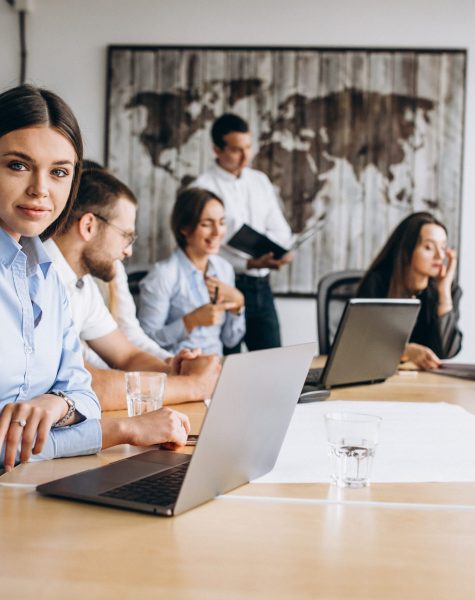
[92,213,138,248]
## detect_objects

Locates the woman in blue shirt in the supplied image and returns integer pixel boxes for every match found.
[139,188,245,355]
[0,85,189,472]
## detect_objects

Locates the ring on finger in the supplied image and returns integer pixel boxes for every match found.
[11,419,27,427]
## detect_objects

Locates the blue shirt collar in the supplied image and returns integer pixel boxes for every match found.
[0,228,52,277]
[176,247,219,279]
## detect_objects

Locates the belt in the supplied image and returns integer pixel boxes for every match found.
[236,274,270,284]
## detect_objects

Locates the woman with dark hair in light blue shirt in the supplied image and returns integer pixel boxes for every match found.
[139,188,245,355]
[0,85,190,472]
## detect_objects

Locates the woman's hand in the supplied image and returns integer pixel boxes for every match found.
[0,394,68,472]
[183,302,237,332]
[402,343,442,370]
[436,248,457,314]
[205,276,244,314]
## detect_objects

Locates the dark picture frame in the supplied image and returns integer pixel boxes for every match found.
[105,45,466,294]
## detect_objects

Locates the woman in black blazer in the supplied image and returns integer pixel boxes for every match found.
[358,212,462,370]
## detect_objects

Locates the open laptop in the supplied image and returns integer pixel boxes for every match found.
[300,298,421,402]
[37,343,315,516]
[430,362,475,381]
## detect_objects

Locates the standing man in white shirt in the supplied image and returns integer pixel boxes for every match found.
[193,113,293,351]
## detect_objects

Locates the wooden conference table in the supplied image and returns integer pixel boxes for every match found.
[1,367,475,599]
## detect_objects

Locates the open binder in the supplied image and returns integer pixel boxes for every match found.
[226,224,316,259]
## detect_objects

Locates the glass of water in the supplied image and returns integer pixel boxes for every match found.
[324,412,382,488]
[125,372,167,417]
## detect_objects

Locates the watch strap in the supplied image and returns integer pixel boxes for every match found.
[49,390,76,427]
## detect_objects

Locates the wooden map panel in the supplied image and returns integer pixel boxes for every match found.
[106,47,466,293]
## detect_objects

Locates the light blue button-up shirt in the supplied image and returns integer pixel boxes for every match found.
[139,249,245,355]
[0,228,102,467]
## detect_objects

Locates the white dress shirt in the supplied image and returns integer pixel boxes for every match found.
[44,240,117,350]
[94,261,172,362]
[193,163,292,277]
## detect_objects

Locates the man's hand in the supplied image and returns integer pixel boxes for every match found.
[402,343,442,370]
[179,354,221,399]
[183,303,237,332]
[0,394,69,472]
[247,251,294,270]
[170,348,202,375]
[101,407,190,450]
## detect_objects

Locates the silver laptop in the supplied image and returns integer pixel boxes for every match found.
[37,343,315,516]
[430,362,475,381]
[301,298,421,401]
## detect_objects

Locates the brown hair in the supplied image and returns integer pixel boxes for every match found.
[171,187,224,250]
[60,167,137,233]
[359,211,447,297]
[0,84,83,239]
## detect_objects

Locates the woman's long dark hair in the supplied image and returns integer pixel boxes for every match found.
[359,212,447,297]
[0,84,83,239]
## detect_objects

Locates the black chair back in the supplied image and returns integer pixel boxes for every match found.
[127,269,149,309]
[317,270,364,354]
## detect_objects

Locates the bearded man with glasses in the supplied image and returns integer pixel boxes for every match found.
[43,166,220,411]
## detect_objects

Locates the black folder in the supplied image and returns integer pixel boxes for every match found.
[227,224,288,259]
[227,224,316,260]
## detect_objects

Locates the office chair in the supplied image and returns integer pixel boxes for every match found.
[317,269,365,355]
[127,269,149,309]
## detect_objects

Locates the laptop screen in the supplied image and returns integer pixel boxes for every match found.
[322,299,420,388]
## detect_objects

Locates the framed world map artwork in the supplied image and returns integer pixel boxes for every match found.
[105,46,466,294]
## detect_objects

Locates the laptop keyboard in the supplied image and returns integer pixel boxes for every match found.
[101,461,189,507]
[305,367,323,385]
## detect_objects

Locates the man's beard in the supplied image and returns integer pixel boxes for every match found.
[81,247,116,282]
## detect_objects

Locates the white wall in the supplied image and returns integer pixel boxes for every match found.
[1,0,474,358]
[275,298,317,347]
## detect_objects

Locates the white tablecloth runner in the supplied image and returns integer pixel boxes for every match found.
[255,401,475,483]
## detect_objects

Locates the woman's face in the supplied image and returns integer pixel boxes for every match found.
[410,223,448,279]
[0,125,76,241]
[184,199,226,257]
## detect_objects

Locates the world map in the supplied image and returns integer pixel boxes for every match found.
[127,79,436,234]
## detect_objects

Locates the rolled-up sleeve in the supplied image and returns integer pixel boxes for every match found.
[219,262,246,348]
[30,419,102,461]
[1,419,102,465]
[221,309,246,349]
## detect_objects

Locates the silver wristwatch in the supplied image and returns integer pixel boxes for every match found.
[49,390,76,427]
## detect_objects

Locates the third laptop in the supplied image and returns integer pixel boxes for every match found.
[300,298,421,401]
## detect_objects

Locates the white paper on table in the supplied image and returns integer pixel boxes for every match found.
[255,401,475,483]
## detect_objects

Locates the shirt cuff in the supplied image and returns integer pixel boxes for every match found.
[48,419,102,459]
[2,419,103,467]
[70,391,101,420]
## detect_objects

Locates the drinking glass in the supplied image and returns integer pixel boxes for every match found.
[125,372,167,417]
[324,412,382,488]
